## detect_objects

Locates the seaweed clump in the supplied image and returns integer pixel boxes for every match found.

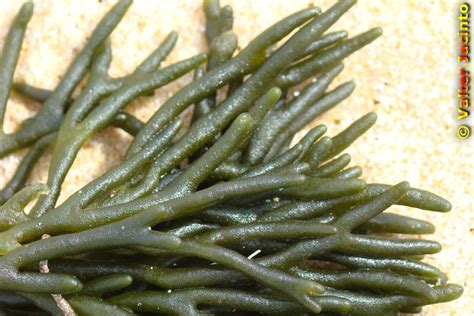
[0,0,462,315]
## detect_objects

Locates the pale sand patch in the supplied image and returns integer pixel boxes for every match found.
[0,1,471,315]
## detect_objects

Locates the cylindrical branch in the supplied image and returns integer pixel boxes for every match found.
[67,295,133,316]
[6,17,160,209]
[75,117,182,209]
[157,240,325,314]
[217,5,233,35]
[0,1,461,315]
[12,83,144,136]
[108,288,351,315]
[211,123,327,181]
[244,64,343,165]
[325,111,378,160]
[30,50,207,218]
[293,125,329,161]
[187,236,291,256]
[327,183,440,256]
[44,234,447,302]
[116,110,256,202]
[189,67,211,124]
[338,234,442,257]
[164,91,278,196]
[209,161,248,180]
[58,40,115,126]
[256,183,418,268]
[199,201,288,225]
[127,173,305,228]
[321,284,463,316]
[317,253,447,284]
[0,2,33,133]
[111,1,343,204]
[108,87,280,206]
[0,134,54,208]
[347,184,453,214]
[224,174,365,207]
[0,184,48,231]
[47,258,244,290]
[191,30,237,129]
[356,212,435,235]
[128,5,321,157]
[0,266,83,294]
[81,274,133,296]
[0,118,182,251]
[205,31,238,81]
[0,173,306,291]
[259,237,456,315]
[334,181,410,231]
[12,83,54,104]
[275,27,383,89]
[164,220,220,238]
[203,0,233,44]
[203,0,221,41]
[194,220,336,244]
[1,213,330,313]
[304,136,333,168]
[123,95,260,201]
[0,290,34,309]
[190,29,238,158]
[110,112,143,135]
[0,156,304,255]
[264,81,356,160]
[367,184,452,213]
[134,31,179,74]
[259,180,452,223]
[239,143,305,178]
[0,226,181,294]
[302,30,348,56]
[258,199,339,222]
[335,166,363,179]
[292,267,436,299]
[17,292,64,316]
[126,1,358,199]
[0,0,133,158]
[281,177,367,200]
[268,28,348,92]
[312,153,351,177]
[15,41,111,217]
[114,84,287,203]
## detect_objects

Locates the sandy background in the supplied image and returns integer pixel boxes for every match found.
[0,0,472,315]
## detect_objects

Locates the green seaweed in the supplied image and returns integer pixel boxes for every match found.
[0,0,462,315]
[0,0,133,157]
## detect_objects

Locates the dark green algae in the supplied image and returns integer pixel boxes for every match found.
[0,0,462,315]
